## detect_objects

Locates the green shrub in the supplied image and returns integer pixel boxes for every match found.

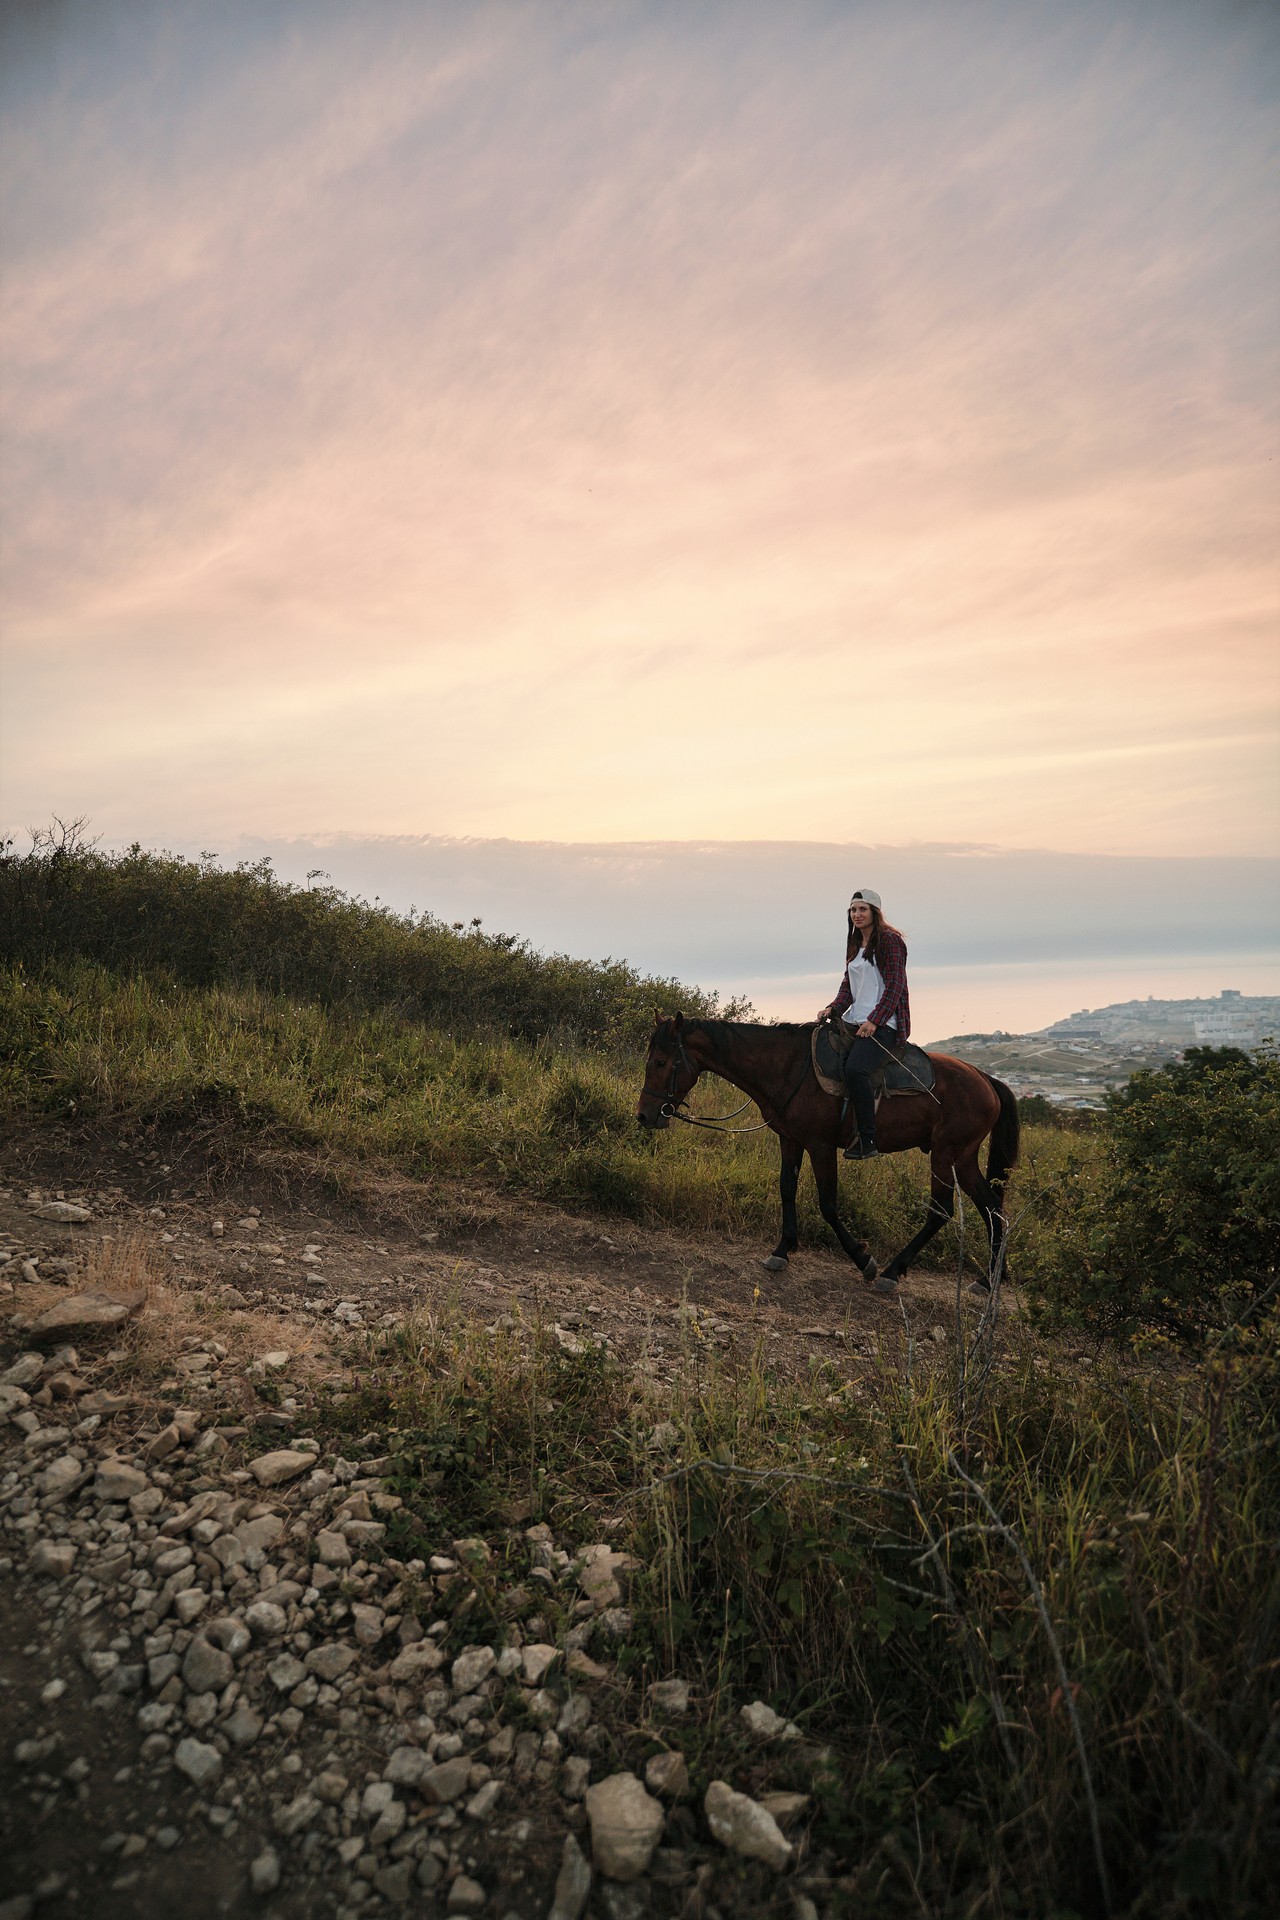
[0,829,747,1050]
[540,1064,633,1141]
[1023,1046,1280,1338]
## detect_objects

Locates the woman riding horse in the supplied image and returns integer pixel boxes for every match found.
[818,887,909,1162]
[637,885,1019,1289]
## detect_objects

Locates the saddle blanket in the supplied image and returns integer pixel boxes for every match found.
[811,1021,937,1099]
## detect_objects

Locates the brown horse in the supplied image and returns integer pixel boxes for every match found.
[636,1014,1019,1292]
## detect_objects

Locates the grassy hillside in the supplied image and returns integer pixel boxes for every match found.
[4,836,1275,1327]
[0,959,1054,1267]
[1,834,1276,1913]
[0,830,746,1050]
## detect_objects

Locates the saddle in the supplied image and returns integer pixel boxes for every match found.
[811,1018,937,1100]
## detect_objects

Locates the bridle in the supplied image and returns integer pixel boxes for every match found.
[646,1024,806,1135]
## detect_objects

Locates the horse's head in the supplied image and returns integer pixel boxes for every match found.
[637,1011,700,1131]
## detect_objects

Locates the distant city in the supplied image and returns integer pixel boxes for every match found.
[929,990,1280,1110]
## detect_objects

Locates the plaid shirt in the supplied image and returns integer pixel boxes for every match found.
[831,927,911,1040]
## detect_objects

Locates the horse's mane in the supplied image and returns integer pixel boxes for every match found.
[679,1016,812,1037]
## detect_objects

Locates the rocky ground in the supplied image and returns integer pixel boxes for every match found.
[0,1126,980,1920]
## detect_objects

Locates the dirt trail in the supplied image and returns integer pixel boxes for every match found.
[0,1120,979,1371]
[0,1122,1005,1920]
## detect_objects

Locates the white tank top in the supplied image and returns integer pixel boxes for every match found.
[843,951,897,1029]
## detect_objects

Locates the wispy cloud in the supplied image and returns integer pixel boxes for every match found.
[1,1,1277,855]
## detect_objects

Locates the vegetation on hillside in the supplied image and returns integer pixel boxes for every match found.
[2,828,1277,1912]
[0,826,748,1050]
[0,960,967,1261]
[302,1292,1277,1919]
[1023,1046,1279,1340]
[3,831,1276,1332]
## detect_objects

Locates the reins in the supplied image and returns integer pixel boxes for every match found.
[655,1027,813,1135]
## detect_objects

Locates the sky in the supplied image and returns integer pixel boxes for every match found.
[1,1,1278,1028]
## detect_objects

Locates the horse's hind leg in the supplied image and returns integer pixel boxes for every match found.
[881,1163,955,1286]
[809,1143,878,1280]
[955,1153,1009,1292]
[762,1136,803,1273]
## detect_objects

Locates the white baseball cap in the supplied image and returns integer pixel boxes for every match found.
[850,888,882,910]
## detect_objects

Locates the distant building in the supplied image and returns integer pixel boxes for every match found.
[1194,1015,1257,1045]
[1047,989,1279,1053]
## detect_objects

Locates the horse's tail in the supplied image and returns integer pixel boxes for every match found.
[983,1074,1020,1195]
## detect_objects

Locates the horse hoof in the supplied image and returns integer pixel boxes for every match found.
[872,1274,899,1296]
[860,1256,879,1284]
[760,1255,788,1273]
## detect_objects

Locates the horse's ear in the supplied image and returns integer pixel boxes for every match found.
[674,1010,685,1033]
[652,1009,663,1029]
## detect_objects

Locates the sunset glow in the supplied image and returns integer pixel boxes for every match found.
[2,3,1277,868]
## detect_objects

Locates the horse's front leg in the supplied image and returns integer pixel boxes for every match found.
[761,1134,802,1272]
[809,1142,880,1283]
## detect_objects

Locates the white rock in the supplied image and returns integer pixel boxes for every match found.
[204,1615,251,1658]
[465,1780,502,1821]
[384,1746,432,1789]
[421,1757,472,1805]
[446,1875,486,1915]
[520,1643,558,1686]
[583,1772,664,1882]
[267,1653,306,1692]
[739,1700,801,1742]
[351,1603,384,1646]
[315,1529,351,1568]
[451,1645,496,1694]
[387,1642,445,1682]
[648,1677,689,1717]
[249,1848,281,1894]
[362,1780,396,1820]
[577,1544,638,1611]
[95,1460,149,1502]
[245,1601,288,1638]
[547,1832,592,1920]
[181,1638,232,1694]
[248,1450,313,1487]
[2,1354,44,1386]
[305,1643,356,1681]
[703,1780,793,1872]
[272,1792,320,1836]
[644,1750,689,1799]
[31,1538,78,1577]
[235,1514,284,1554]
[173,1737,222,1788]
[35,1202,92,1221]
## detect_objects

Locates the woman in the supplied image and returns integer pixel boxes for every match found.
[818,888,911,1160]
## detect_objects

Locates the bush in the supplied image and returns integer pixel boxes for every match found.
[1018,1093,1101,1131]
[1023,1046,1280,1338]
[0,827,748,1051]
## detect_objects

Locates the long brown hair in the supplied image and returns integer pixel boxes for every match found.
[845,902,904,968]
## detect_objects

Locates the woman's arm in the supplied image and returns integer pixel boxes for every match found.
[818,969,854,1021]
[868,931,907,1029]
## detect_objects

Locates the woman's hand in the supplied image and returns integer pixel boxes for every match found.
[856,1020,876,1039]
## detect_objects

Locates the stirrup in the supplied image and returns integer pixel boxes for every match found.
[843,1140,880,1161]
